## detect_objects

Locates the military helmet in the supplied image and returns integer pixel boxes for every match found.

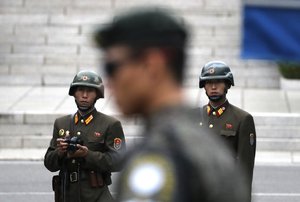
[69,70,104,99]
[199,61,234,88]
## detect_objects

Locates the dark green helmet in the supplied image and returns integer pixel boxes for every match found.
[69,70,104,99]
[199,61,234,88]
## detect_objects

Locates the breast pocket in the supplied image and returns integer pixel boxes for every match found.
[87,136,106,152]
[220,130,236,137]
[220,130,237,156]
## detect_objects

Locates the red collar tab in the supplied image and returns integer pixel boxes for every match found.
[75,113,94,125]
[207,105,212,116]
[85,114,93,125]
[74,114,79,124]
[207,102,227,117]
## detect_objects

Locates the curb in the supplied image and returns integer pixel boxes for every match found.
[1,149,300,165]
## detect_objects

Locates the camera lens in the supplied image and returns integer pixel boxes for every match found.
[65,136,83,152]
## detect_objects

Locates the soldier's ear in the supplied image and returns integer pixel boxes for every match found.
[143,48,168,80]
[225,81,231,90]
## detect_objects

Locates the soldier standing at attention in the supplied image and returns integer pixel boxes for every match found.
[199,61,256,202]
[44,70,126,202]
[94,8,247,202]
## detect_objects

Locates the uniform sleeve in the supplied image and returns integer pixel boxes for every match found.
[237,114,256,201]
[44,119,64,172]
[84,120,126,172]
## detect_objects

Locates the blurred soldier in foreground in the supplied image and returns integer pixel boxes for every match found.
[95,8,247,202]
[199,61,256,202]
[44,70,126,202]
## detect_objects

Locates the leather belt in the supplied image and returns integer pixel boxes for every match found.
[68,171,89,183]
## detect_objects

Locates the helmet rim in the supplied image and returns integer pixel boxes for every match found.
[68,70,105,98]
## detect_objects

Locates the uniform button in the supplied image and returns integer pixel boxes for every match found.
[209,124,213,128]
[77,131,81,135]
[212,111,216,116]
[81,119,84,123]
[199,122,203,126]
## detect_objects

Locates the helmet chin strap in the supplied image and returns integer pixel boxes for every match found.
[75,100,96,114]
[208,94,224,102]
[206,88,228,103]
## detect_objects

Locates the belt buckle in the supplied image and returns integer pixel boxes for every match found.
[70,172,78,183]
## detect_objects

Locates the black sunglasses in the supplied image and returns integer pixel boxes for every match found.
[104,60,123,78]
[104,53,140,78]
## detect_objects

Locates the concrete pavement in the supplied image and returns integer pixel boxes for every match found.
[1,161,300,202]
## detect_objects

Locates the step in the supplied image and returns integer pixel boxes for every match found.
[0,133,143,149]
[0,149,299,164]
[254,113,300,126]
[257,138,300,151]
[1,112,300,150]
[1,62,281,89]
[2,123,299,138]
[2,127,299,150]
[256,126,300,138]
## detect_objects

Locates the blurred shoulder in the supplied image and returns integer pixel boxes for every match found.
[96,111,121,125]
[54,114,71,124]
[229,103,253,119]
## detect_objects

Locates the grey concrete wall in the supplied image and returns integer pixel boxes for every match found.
[0,0,280,88]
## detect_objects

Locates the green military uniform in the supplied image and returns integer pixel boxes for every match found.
[44,70,126,202]
[199,61,256,202]
[201,101,256,199]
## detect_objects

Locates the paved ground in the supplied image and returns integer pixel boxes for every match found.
[0,161,299,202]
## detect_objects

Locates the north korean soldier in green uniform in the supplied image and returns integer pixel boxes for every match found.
[199,61,256,202]
[44,70,126,202]
[95,8,248,202]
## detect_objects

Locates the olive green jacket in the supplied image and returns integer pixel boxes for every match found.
[201,101,256,202]
[44,109,126,202]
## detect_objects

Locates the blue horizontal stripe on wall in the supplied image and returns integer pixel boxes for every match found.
[241,5,300,62]
[244,0,300,9]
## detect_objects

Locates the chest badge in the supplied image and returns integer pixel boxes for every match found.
[209,67,215,74]
[250,133,255,146]
[226,123,233,129]
[94,132,102,137]
[114,138,122,150]
[59,129,64,136]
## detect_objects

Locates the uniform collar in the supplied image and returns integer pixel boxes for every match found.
[207,100,229,117]
[75,108,97,125]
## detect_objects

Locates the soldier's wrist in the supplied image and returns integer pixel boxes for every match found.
[83,149,89,158]
[56,149,65,158]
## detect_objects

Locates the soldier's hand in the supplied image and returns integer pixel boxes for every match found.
[56,138,68,157]
[68,145,88,158]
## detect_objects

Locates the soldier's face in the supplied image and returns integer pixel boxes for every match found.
[204,80,226,97]
[74,86,97,108]
[104,45,153,115]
